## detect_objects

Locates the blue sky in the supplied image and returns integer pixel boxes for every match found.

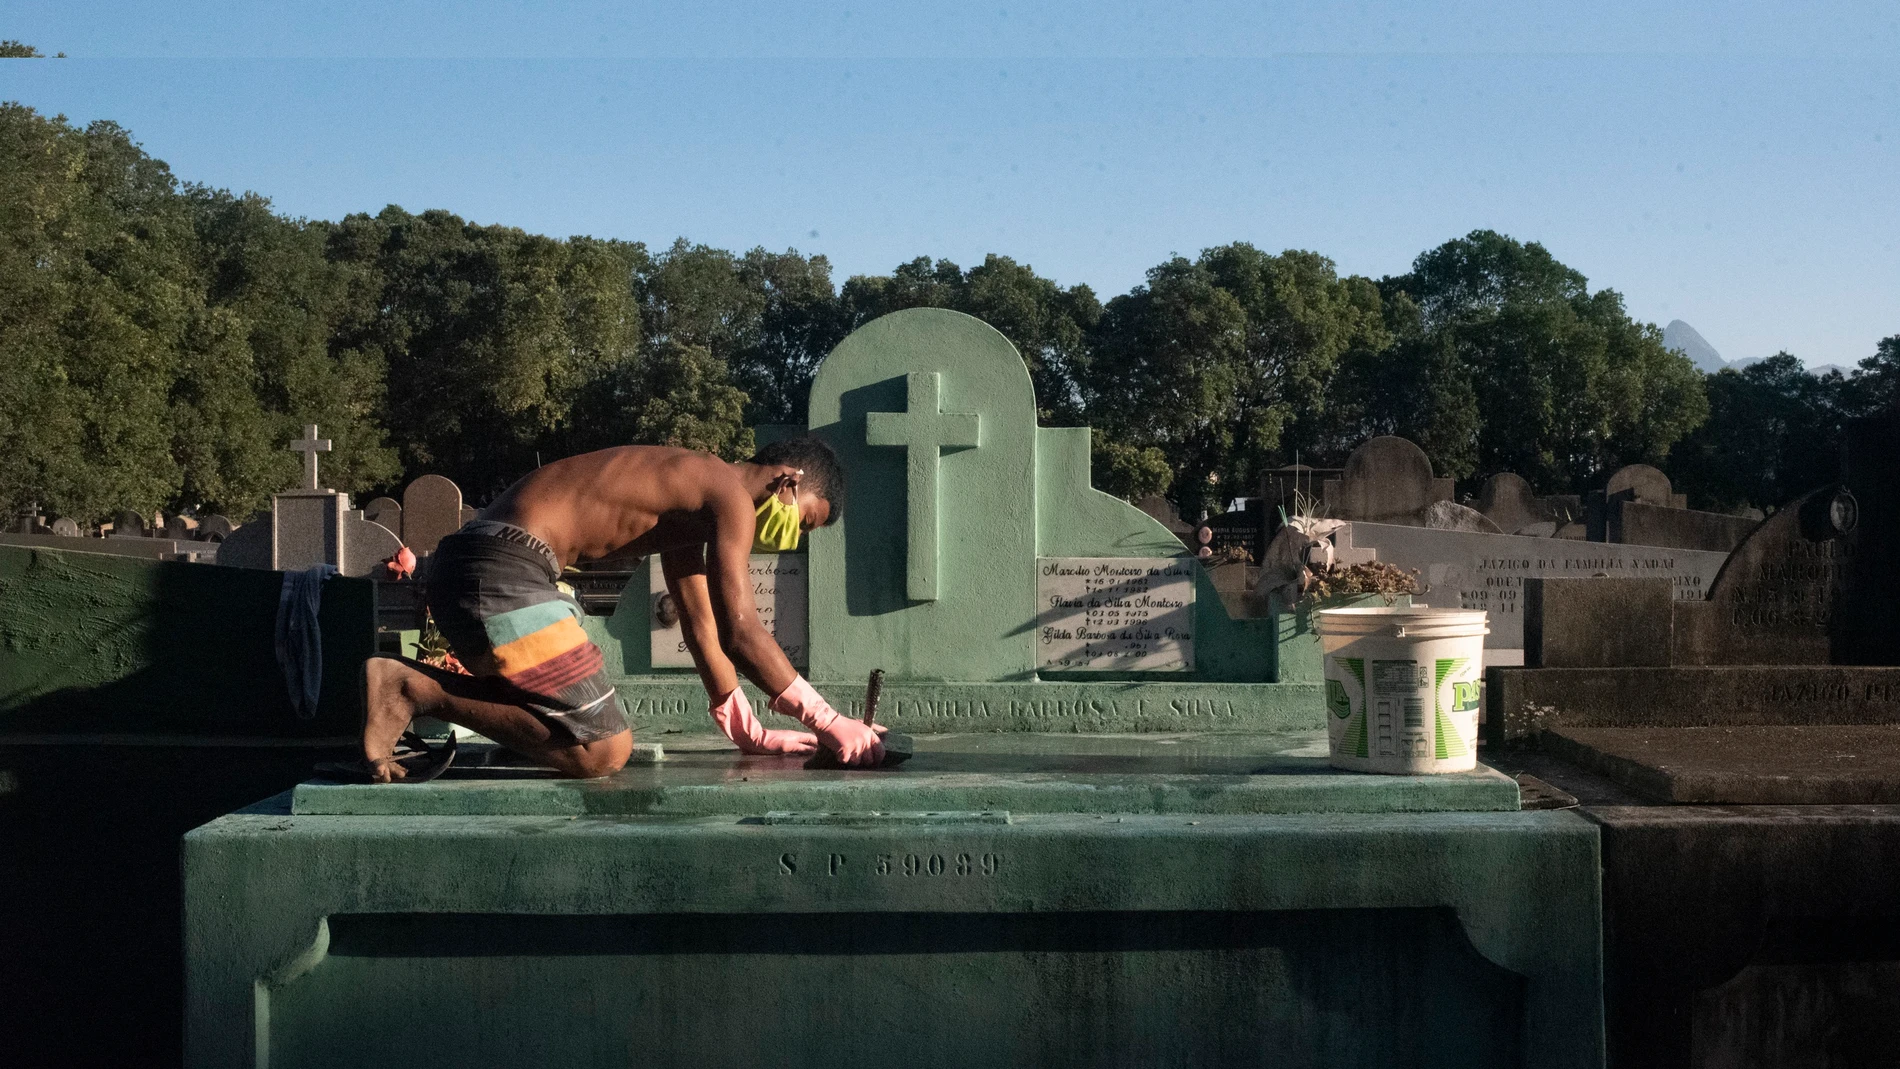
[2,2,1895,367]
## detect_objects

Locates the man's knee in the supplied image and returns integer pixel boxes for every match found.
[563,732,632,779]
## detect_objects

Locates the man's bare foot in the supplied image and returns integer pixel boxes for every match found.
[363,657,424,783]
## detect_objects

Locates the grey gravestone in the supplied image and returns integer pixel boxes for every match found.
[1135,494,1192,536]
[1423,500,1502,533]
[1604,463,1685,509]
[1320,436,1453,526]
[1671,486,1857,666]
[341,513,404,576]
[163,514,198,540]
[1614,500,1758,553]
[108,510,147,537]
[1335,520,1728,662]
[272,493,344,572]
[216,520,273,569]
[363,496,403,536]
[402,475,464,555]
[196,515,234,541]
[1522,577,1675,669]
[1476,473,1581,536]
[49,517,81,538]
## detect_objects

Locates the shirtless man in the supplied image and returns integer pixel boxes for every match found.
[361,437,884,781]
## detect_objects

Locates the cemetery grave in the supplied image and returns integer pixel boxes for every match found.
[1475,403,1900,1068]
[184,309,1604,1069]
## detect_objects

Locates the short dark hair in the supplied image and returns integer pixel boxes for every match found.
[750,435,844,524]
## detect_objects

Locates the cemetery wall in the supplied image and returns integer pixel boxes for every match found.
[0,545,374,737]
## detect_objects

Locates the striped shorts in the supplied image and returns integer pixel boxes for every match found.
[423,520,628,743]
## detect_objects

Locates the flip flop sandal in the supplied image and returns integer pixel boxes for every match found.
[315,729,458,784]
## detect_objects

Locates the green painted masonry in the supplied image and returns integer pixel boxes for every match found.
[175,309,1606,1069]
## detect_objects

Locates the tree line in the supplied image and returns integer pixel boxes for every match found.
[2,104,1894,525]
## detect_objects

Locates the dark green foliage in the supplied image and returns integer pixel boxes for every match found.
[0,107,1887,521]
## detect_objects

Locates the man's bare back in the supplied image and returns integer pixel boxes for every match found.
[482,445,763,566]
[355,438,879,783]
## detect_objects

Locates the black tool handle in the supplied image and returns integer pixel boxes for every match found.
[863,669,885,727]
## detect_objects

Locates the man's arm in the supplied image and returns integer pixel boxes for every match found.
[703,486,883,766]
[659,546,740,699]
[702,493,799,697]
[663,545,816,757]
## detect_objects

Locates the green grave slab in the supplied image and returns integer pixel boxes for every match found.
[289,731,1523,817]
[186,805,1602,1069]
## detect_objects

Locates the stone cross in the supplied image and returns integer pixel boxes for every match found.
[290,424,332,491]
[865,371,981,601]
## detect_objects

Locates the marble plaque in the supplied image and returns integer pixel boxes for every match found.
[1036,557,1196,672]
[650,555,808,668]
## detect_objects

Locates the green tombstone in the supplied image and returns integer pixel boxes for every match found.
[808,310,1040,681]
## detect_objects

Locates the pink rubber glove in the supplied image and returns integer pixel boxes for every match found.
[770,676,885,766]
[710,688,818,756]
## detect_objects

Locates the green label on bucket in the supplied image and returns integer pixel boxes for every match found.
[1326,679,1351,719]
[1433,657,1473,759]
[1451,680,1482,713]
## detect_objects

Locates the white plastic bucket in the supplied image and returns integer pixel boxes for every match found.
[1315,607,1489,774]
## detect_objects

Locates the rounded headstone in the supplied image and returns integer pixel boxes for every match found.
[163,514,198,540]
[49,517,82,538]
[363,496,403,535]
[1332,436,1448,525]
[401,475,465,555]
[216,519,274,569]
[1477,472,1540,532]
[109,509,147,536]
[1604,464,1675,507]
[341,514,405,577]
[196,515,235,541]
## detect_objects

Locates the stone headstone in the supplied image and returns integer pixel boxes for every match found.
[1476,473,1580,536]
[1036,557,1195,671]
[1613,500,1759,553]
[1604,463,1685,509]
[48,517,81,538]
[1320,437,1453,526]
[196,515,235,541]
[1334,520,1728,663]
[1522,577,1675,669]
[401,475,465,555]
[341,512,405,577]
[1422,500,1502,534]
[163,514,198,540]
[801,307,1208,685]
[272,493,344,572]
[108,510,147,537]
[1672,485,1858,666]
[651,555,809,668]
[1135,494,1192,536]
[362,497,403,535]
[216,520,273,569]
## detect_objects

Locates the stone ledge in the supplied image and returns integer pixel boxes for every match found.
[607,677,1328,734]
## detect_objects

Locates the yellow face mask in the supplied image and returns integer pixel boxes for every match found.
[753,486,803,553]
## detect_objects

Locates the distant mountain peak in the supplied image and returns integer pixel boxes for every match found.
[1663,320,1726,373]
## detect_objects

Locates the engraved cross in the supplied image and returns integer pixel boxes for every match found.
[290,424,332,491]
[865,371,981,601]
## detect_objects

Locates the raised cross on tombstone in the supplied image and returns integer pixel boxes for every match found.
[291,424,332,491]
[864,371,982,601]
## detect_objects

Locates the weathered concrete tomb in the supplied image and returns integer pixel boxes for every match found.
[181,311,1604,1068]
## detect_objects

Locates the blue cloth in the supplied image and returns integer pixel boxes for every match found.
[275,564,338,720]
